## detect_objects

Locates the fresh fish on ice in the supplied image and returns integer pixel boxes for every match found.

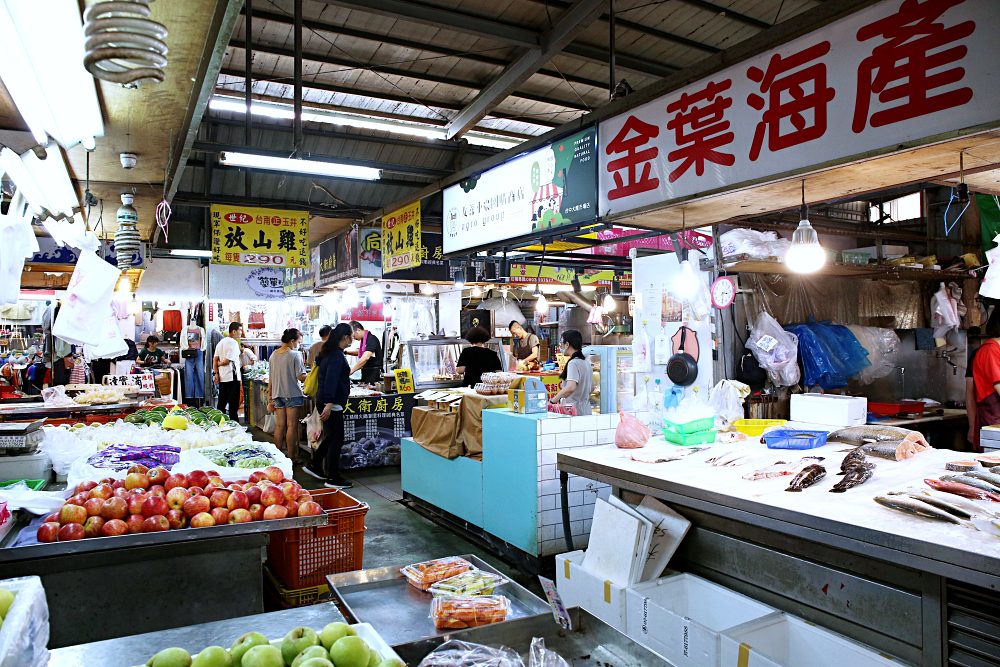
[924,478,1000,502]
[941,474,1000,494]
[839,447,868,473]
[785,464,827,492]
[743,456,824,481]
[629,447,708,464]
[892,488,998,518]
[829,425,929,448]
[874,495,964,524]
[960,469,1000,491]
[860,436,927,461]
[901,492,974,520]
[706,450,751,467]
[830,462,875,492]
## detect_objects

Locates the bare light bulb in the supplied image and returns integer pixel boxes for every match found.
[785,219,826,274]
[535,292,548,313]
[341,284,359,307]
[602,293,615,311]
[672,259,700,299]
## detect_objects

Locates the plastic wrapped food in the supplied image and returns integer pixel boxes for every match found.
[428,569,508,597]
[431,595,511,629]
[84,443,181,471]
[401,556,474,591]
[416,640,523,667]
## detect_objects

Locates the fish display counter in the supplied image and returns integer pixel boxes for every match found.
[556,429,1000,667]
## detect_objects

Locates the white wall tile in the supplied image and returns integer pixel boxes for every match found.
[556,432,584,448]
[565,490,583,507]
[608,413,621,428]
[597,429,617,444]
[540,494,556,512]
[570,415,598,432]
[542,524,555,542]
[540,418,572,434]
[540,508,563,526]
[540,434,555,450]
[568,475,602,492]
[539,464,555,481]
[596,415,612,429]
[583,431,598,446]
[583,518,592,533]
[539,479,560,496]
[597,485,612,500]
[541,450,557,466]
[570,504,595,523]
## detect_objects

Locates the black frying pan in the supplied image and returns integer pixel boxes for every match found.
[667,326,698,386]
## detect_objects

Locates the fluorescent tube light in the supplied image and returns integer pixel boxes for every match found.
[219,151,381,181]
[169,249,213,258]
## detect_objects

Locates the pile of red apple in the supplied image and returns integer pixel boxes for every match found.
[37,465,324,542]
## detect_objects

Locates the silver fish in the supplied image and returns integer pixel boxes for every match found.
[874,495,963,524]
[707,450,750,467]
[903,492,973,520]
[743,456,824,481]
[630,447,708,464]
[962,469,1000,491]
[829,425,918,446]
[941,474,1000,494]
[891,488,998,519]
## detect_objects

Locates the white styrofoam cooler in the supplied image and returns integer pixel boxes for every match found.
[980,426,1000,452]
[790,394,867,427]
[626,573,776,667]
[555,550,628,631]
[719,614,905,667]
[0,451,51,483]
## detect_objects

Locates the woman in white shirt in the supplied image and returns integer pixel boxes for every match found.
[548,329,593,416]
[268,329,307,459]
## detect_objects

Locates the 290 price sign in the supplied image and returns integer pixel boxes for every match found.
[382,201,421,273]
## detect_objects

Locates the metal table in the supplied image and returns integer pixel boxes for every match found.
[48,602,345,666]
[557,442,1000,667]
[0,514,326,648]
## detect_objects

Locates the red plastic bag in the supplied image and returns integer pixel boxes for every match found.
[615,410,651,449]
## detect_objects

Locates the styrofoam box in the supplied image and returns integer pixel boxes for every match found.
[720,614,904,667]
[849,245,909,260]
[790,394,867,427]
[555,550,628,631]
[0,451,51,483]
[626,573,776,667]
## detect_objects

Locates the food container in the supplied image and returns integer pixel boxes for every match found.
[662,428,717,446]
[431,595,511,629]
[401,556,475,591]
[733,419,786,437]
[763,429,828,450]
[867,401,925,417]
[790,394,867,427]
[663,416,715,434]
[428,569,508,597]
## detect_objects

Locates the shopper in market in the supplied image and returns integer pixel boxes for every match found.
[509,320,540,370]
[307,322,353,488]
[971,309,1000,445]
[457,326,502,387]
[136,336,168,367]
[548,329,593,416]
[268,328,308,459]
[213,322,243,422]
[347,320,383,384]
[307,324,332,368]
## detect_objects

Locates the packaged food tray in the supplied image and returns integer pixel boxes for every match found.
[733,419,786,437]
[663,416,715,434]
[431,595,511,630]
[402,556,475,591]
[662,428,717,446]
[266,487,368,589]
[763,429,828,450]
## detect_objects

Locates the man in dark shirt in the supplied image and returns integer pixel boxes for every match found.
[347,321,383,384]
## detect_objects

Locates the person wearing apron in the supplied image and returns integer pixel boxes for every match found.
[347,321,383,384]
[972,310,1000,450]
[509,320,540,370]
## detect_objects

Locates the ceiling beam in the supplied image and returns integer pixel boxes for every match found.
[228,40,592,111]
[172,191,375,215]
[445,0,607,139]
[676,0,772,30]
[240,9,612,91]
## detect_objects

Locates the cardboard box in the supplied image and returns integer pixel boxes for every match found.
[508,377,548,414]
[626,573,776,667]
[555,550,628,631]
[790,394,867,427]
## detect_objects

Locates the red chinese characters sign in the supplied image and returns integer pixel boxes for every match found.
[598,0,995,217]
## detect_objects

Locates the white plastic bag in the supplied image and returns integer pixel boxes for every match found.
[0,483,67,516]
[83,311,128,360]
[261,413,276,434]
[930,282,960,341]
[39,386,78,408]
[747,311,800,387]
[709,380,750,429]
[37,426,94,474]
[302,408,323,450]
[52,238,120,346]
[529,638,570,667]
[719,229,779,259]
[0,576,49,667]
[847,325,900,385]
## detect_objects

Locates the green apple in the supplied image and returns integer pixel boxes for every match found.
[367,650,382,667]
[291,646,328,667]
[146,647,193,667]
[241,645,283,667]
[281,627,320,665]
[297,660,333,667]
[377,659,405,667]
[192,645,232,667]
[329,637,370,667]
[317,622,352,650]
[0,588,13,619]
[230,632,269,665]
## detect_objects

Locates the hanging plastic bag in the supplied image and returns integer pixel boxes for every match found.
[632,327,651,372]
[931,282,960,342]
[615,410,652,449]
[303,365,320,397]
[52,236,120,346]
[301,408,323,450]
[83,311,129,361]
[261,413,276,435]
[709,380,750,429]
[848,325,900,384]
[747,311,800,387]
[982,234,1000,299]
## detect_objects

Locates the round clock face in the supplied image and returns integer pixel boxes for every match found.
[711,276,737,309]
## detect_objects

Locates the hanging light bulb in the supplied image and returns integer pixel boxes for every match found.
[420,283,435,295]
[471,285,483,297]
[341,284,359,307]
[602,291,615,311]
[368,281,383,302]
[672,259,700,299]
[453,269,465,290]
[535,291,548,313]
[785,180,826,274]
[321,290,340,313]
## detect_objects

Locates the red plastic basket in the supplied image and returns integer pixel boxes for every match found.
[266,488,368,589]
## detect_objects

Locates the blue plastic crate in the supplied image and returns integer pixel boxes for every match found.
[763,429,828,450]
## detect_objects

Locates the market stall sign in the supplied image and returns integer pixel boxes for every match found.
[246,267,286,299]
[210,204,309,267]
[31,238,146,268]
[590,228,712,256]
[341,393,415,469]
[103,373,154,392]
[384,232,450,282]
[316,228,359,287]
[508,265,631,288]
[598,0,1000,219]
[443,127,597,254]
[340,302,388,322]
[382,201,421,272]
[359,226,382,278]
[394,368,415,394]
[283,265,314,296]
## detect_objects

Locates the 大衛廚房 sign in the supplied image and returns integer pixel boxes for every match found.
[598,0,1000,218]
[341,393,414,468]
[211,204,309,268]
[443,127,597,254]
[382,201,421,272]
[384,232,449,281]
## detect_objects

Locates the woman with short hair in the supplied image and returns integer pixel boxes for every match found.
[268,328,307,459]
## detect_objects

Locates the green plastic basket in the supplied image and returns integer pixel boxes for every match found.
[662,428,717,446]
[663,416,715,434]
[0,479,45,491]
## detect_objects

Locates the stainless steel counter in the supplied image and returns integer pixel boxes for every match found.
[48,603,345,666]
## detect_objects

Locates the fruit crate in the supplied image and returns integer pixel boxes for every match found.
[263,565,330,608]
[266,487,368,589]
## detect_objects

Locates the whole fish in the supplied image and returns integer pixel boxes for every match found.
[743,456,824,481]
[874,495,964,524]
[707,450,750,467]
[902,492,973,520]
[893,488,999,518]
[786,464,826,492]
[961,469,1000,491]
[924,478,1000,502]
[839,447,867,473]
[941,474,1000,494]
[829,425,926,446]
[830,462,875,492]
[630,447,708,464]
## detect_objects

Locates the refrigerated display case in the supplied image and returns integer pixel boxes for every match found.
[405,338,508,390]
[582,344,634,414]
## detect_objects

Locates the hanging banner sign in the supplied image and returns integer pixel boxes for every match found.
[598,0,1000,219]
[589,228,713,256]
[103,373,155,393]
[283,265,314,296]
[384,232,449,282]
[316,228,359,287]
[382,201,421,272]
[508,265,631,288]
[443,127,597,254]
[359,226,382,278]
[246,267,286,299]
[210,204,309,267]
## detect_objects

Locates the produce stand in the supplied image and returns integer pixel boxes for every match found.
[327,554,551,647]
[0,513,326,648]
[556,440,1000,666]
[0,401,138,422]
[47,602,347,666]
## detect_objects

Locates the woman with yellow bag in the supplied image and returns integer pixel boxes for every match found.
[268,328,307,459]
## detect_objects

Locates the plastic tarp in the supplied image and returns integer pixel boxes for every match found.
[785,320,870,389]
